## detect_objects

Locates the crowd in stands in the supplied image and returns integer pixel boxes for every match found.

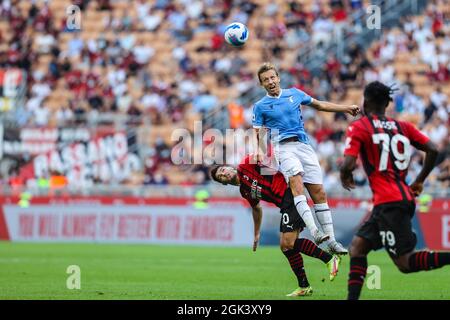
[0,0,448,192]
[237,0,449,193]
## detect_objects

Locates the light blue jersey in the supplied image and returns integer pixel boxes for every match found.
[252,88,313,143]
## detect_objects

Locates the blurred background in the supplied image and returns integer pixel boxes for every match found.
[0,0,448,248]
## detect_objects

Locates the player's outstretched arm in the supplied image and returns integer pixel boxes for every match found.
[308,99,360,117]
[340,155,357,191]
[410,141,439,196]
[252,203,263,251]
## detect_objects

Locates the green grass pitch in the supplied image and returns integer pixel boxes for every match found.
[0,241,448,300]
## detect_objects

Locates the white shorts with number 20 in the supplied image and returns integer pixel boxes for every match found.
[274,141,323,185]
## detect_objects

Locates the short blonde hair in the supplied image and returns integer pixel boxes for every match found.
[257,62,279,83]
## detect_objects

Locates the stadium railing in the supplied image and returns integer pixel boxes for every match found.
[0,184,448,199]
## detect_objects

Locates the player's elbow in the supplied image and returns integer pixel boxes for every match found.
[424,141,438,156]
[428,144,439,158]
[311,100,325,111]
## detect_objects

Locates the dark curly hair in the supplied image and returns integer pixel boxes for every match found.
[363,81,397,111]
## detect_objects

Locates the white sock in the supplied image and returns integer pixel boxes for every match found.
[294,195,318,235]
[314,203,335,241]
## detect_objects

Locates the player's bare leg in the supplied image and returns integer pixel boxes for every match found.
[289,175,329,244]
[347,236,372,300]
[305,183,348,255]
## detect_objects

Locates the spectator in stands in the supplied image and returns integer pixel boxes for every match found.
[33,102,50,127]
[1,0,448,190]
[126,104,142,125]
[424,117,448,147]
[68,32,84,57]
[312,13,334,47]
[9,168,25,196]
[117,89,133,113]
[192,89,218,115]
[132,40,155,66]
[378,61,396,85]
[97,0,112,11]
[227,102,244,129]
[403,85,426,116]
[31,76,51,100]
[35,32,56,54]
[426,86,448,122]
[428,62,450,82]
[56,105,74,126]
[378,37,396,62]
[437,159,450,187]
[33,2,52,32]
[140,87,167,113]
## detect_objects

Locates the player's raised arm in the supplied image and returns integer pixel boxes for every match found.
[308,99,360,117]
[251,203,263,252]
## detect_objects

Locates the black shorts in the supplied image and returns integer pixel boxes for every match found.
[279,188,306,233]
[356,200,417,258]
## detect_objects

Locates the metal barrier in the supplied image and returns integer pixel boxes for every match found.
[1,184,448,198]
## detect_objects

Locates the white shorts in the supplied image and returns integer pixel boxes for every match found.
[274,141,323,185]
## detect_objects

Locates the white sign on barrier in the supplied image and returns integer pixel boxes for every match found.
[443,215,450,249]
[3,205,254,246]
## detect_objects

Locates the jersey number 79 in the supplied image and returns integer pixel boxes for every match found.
[372,133,411,171]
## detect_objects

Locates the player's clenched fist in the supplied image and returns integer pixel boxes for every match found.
[347,105,360,117]
[409,181,424,197]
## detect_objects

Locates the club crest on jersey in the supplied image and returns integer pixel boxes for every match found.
[251,179,262,199]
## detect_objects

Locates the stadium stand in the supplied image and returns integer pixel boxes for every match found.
[0,0,448,194]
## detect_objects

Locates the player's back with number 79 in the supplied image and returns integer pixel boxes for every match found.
[340,81,450,301]
[343,102,430,205]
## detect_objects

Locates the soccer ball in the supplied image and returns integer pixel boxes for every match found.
[224,22,249,47]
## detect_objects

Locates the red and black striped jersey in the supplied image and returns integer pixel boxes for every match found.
[344,115,430,206]
[237,155,288,208]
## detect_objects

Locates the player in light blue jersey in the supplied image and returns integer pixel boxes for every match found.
[253,62,360,254]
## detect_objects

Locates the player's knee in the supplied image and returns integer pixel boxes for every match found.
[394,255,411,273]
[348,240,360,257]
[315,188,327,203]
[349,237,369,257]
[279,242,290,252]
[289,175,304,195]
[395,262,411,273]
[397,266,411,273]
[280,236,295,251]
[348,245,359,257]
